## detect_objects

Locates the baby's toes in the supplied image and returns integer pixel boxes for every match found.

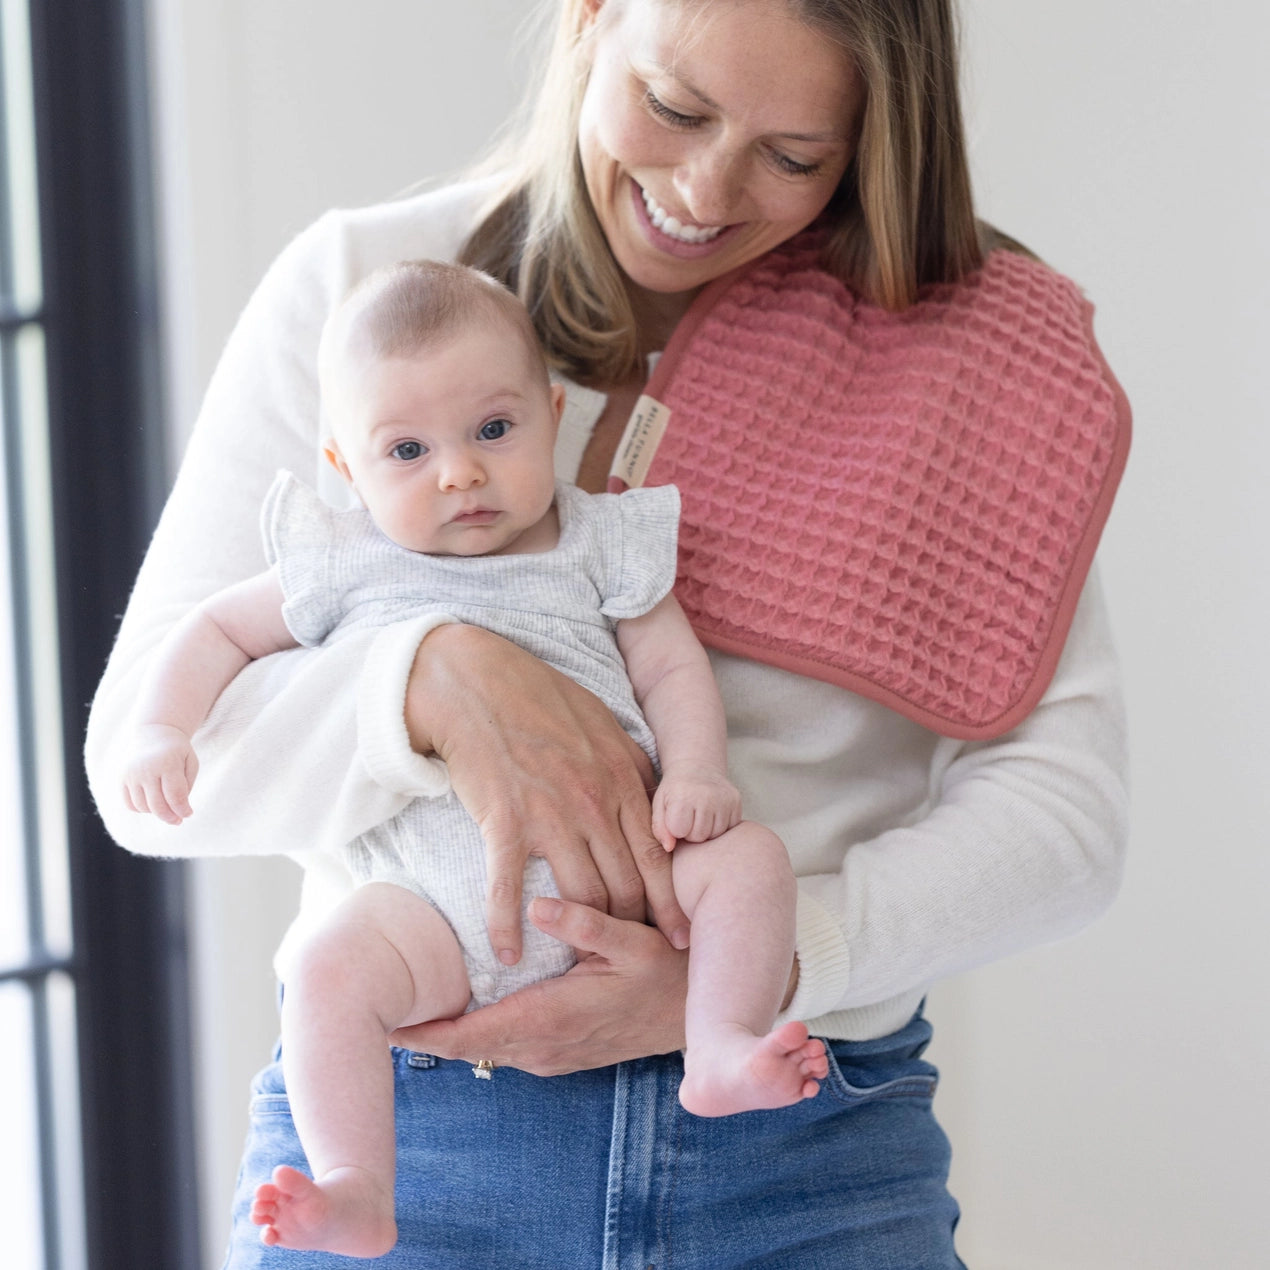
[800,1044,829,1079]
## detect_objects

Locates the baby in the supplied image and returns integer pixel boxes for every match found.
[121,260,828,1258]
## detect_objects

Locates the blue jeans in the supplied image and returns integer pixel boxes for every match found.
[221,1010,963,1268]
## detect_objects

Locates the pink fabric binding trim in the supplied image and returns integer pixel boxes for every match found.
[629,237,1131,740]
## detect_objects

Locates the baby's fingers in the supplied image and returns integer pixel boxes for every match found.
[161,768,195,823]
[650,790,687,851]
[146,779,185,826]
[122,780,147,816]
[696,797,742,843]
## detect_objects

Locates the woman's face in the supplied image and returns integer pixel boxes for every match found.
[577,0,861,301]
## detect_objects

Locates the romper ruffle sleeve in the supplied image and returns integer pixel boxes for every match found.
[590,483,681,621]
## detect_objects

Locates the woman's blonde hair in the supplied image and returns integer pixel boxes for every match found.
[462,0,983,387]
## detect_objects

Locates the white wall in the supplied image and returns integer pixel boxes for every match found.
[925,5,1270,1267]
[146,3,1270,1267]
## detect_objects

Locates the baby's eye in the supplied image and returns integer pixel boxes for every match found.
[478,419,511,441]
[391,440,425,461]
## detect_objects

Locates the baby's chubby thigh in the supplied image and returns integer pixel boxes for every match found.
[362,793,577,1011]
[285,882,472,1033]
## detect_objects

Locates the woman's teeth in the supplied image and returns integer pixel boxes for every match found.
[640,187,723,244]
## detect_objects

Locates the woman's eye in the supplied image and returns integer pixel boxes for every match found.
[478,419,511,441]
[391,441,424,461]
[769,149,822,178]
[643,89,702,129]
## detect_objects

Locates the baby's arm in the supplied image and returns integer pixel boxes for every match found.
[121,567,297,825]
[617,595,742,851]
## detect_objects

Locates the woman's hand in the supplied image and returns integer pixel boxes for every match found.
[389,898,690,1074]
[406,624,691,965]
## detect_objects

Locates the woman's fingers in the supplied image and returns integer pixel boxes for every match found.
[390,995,527,1070]
[528,895,635,957]
[409,624,687,954]
[483,850,527,967]
[476,788,613,965]
[616,795,691,946]
[389,902,690,1075]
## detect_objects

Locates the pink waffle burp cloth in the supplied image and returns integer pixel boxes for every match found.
[612,237,1130,739]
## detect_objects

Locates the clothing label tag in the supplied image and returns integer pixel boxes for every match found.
[608,395,671,491]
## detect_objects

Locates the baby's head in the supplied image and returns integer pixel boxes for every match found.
[319,260,565,556]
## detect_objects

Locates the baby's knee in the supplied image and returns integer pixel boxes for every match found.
[731,822,796,891]
[286,920,375,1005]
[674,821,794,897]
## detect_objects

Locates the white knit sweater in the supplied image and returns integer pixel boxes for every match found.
[84,179,1129,1042]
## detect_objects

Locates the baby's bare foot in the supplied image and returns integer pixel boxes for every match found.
[251,1163,397,1257]
[679,1020,828,1117]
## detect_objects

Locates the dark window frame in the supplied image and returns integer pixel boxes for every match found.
[17,0,200,1265]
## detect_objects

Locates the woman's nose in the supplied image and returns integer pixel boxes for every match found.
[673,145,745,226]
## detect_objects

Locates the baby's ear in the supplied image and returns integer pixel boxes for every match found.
[549,382,567,425]
[323,441,353,484]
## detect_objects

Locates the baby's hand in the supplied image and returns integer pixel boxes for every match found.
[121,724,199,825]
[652,766,743,851]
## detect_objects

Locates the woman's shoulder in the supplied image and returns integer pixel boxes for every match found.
[316,174,506,276]
[241,173,506,348]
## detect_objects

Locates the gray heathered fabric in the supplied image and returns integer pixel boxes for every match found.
[264,473,680,1006]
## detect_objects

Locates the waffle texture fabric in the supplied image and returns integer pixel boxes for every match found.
[640,238,1131,739]
[263,472,677,1006]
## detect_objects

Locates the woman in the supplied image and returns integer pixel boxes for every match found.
[86,0,1129,1265]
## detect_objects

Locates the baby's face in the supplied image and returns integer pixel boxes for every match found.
[326,324,564,556]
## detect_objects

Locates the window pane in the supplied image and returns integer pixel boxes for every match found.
[15,326,71,958]
[0,982,44,1270]
[47,972,86,1270]
[1,0,43,310]
[0,336,28,967]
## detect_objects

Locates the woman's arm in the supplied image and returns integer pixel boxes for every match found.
[782,566,1130,1025]
[85,208,434,861]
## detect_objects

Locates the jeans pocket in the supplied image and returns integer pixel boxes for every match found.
[820,1038,939,1106]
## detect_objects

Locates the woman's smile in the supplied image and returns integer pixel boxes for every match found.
[630,178,742,259]
[577,0,861,299]
[636,181,725,244]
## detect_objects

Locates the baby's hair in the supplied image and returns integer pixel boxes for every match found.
[319,259,551,412]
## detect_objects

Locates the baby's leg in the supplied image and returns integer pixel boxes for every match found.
[672,823,829,1117]
[250,882,469,1256]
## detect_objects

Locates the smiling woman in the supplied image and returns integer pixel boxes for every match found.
[576,0,860,303]
[87,0,1134,1265]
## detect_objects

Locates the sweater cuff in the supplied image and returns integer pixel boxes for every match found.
[774,889,852,1026]
[357,616,457,797]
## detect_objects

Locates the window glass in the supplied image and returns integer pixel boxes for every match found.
[0,983,44,1270]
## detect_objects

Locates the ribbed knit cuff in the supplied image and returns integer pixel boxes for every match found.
[774,888,852,1026]
[357,616,457,797]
